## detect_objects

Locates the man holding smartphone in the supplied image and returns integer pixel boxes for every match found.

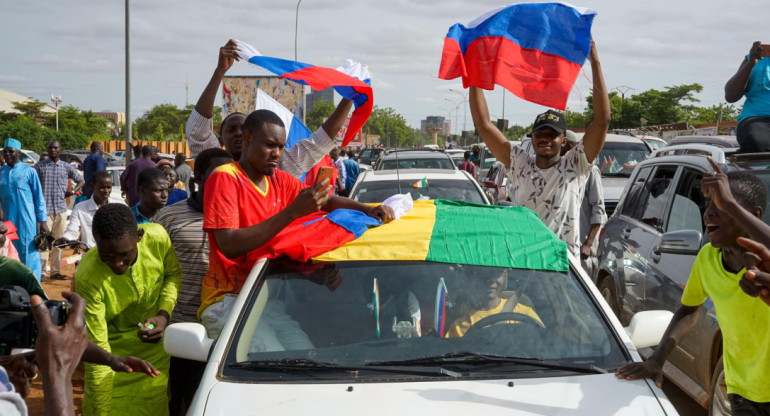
[725,41,770,153]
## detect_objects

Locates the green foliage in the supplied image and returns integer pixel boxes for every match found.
[134,104,191,141]
[11,100,51,125]
[0,115,46,152]
[306,100,336,132]
[364,106,413,147]
[504,124,532,140]
[48,128,89,151]
[152,124,166,142]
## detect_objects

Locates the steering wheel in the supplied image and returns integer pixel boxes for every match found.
[463,312,543,338]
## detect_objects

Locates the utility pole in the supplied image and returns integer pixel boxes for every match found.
[612,85,634,128]
[50,95,62,131]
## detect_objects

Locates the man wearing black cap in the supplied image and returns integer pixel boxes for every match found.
[468,40,610,256]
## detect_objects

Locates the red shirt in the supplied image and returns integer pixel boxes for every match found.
[458,161,477,177]
[200,162,305,313]
[303,154,338,195]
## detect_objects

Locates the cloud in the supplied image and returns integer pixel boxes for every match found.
[0,75,28,85]
[21,54,120,73]
[414,97,436,103]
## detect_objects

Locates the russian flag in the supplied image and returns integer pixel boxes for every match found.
[235,40,373,146]
[438,2,596,110]
[255,89,311,149]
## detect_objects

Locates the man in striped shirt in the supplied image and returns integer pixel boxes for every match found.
[186,39,353,178]
[154,147,233,416]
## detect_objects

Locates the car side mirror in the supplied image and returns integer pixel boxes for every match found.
[483,180,496,188]
[658,230,702,255]
[164,323,214,362]
[625,310,673,349]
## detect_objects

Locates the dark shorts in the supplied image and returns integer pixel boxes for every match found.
[737,116,770,153]
[728,394,770,416]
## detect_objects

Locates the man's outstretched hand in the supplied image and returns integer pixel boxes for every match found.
[110,356,160,378]
[217,39,240,74]
[615,359,664,388]
[365,205,395,224]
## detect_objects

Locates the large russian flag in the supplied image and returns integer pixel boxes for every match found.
[235,40,373,146]
[255,89,311,149]
[438,2,596,110]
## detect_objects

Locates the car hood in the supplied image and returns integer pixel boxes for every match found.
[199,373,672,415]
[601,176,630,202]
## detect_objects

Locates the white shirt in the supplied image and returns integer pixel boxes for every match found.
[334,157,346,189]
[62,196,126,249]
[186,108,336,178]
[507,142,591,256]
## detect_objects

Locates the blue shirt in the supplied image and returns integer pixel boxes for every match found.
[343,159,360,190]
[131,204,154,224]
[83,153,106,198]
[166,188,188,206]
[33,159,82,216]
[738,55,770,123]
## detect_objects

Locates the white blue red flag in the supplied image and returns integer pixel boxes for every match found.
[438,2,596,110]
[255,89,311,150]
[235,40,373,146]
[434,278,449,337]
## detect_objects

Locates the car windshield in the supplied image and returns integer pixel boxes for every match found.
[380,157,454,170]
[223,260,627,381]
[20,151,40,163]
[351,179,485,204]
[596,142,651,177]
[360,149,380,165]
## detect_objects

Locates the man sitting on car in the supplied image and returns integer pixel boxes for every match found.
[616,165,770,414]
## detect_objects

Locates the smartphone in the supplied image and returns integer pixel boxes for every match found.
[762,44,770,57]
[315,166,334,187]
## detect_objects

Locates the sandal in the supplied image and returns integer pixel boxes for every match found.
[50,273,68,280]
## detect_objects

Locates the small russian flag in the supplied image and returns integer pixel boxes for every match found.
[373,278,381,339]
[434,278,448,337]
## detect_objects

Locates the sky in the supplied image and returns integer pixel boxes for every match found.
[0,0,765,132]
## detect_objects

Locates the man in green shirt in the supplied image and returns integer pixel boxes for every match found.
[616,164,770,414]
[76,203,181,416]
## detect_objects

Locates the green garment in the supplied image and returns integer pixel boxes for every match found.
[75,223,181,416]
[0,256,47,299]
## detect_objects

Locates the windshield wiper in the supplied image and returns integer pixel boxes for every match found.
[370,352,607,375]
[229,357,461,378]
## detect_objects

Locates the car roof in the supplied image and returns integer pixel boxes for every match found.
[575,133,649,144]
[360,169,470,181]
[667,135,738,148]
[381,150,449,159]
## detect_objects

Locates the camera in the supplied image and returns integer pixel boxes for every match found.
[0,286,70,355]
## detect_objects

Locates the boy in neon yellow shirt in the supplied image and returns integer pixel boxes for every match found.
[616,165,770,414]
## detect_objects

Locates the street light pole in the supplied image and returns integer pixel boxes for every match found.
[125,0,132,164]
[295,0,306,124]
[449,88,469,133]
[612,85,634,129]
[50,95,62,131]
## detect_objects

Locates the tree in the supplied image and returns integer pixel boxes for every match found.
[0,115,46,152]
[11,100,51,125]
[363,106,412,147]
[305,100,336,132]
[134,104,191,140]
[152,124,166,142]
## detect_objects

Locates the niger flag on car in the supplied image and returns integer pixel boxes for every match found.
[315,200,568,272]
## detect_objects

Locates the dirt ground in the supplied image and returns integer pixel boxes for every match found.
[27,250,84,415]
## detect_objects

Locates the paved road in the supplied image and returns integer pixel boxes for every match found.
[663,379,707,415]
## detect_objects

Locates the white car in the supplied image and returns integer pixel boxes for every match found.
[348,169,489,205]
[165,202,678,416]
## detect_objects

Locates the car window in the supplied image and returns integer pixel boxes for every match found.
[596,142,651,177]
[380,158,454,170]
[223,260,627,381]
[666,169,705,234]
[620,166,653,218]
[352,179,485,204]
[637,166,678,232]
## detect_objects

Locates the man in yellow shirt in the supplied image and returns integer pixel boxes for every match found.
[446,268,541,338]
[76,203,181,416]
[616,167,770,414]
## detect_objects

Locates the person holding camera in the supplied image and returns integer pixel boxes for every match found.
[725,41,770,153]
[75,203,181,415]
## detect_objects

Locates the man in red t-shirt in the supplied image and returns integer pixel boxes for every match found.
[457,150,477,177]
[200,110,393,337]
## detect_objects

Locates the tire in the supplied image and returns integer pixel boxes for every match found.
[708,357,730,416]
[598,276,620,318]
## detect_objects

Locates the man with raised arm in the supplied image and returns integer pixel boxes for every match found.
[186,39,353,178]
[468,40,610,256]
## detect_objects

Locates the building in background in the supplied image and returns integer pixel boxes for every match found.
[306,88,334,114]
[221,76,304,119]
[421,116,450,135]
[0,88,56,114]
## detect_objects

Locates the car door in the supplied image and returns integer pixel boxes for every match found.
[617,165,678,315]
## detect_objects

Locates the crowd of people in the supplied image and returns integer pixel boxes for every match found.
[0,38,769,415]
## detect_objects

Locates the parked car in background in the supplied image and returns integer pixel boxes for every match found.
[106,166,125,203]
[373,149,456,171]
[19,149,40,165]
[666,135,738,148]
[349,169,488,205]
[358,147,385,171]
[640,136,667,151]
[165,202,677,416]
[481,161,512,204]
[112,150,126,162]
[596,144,764,415]
[445,149,466,166]
[517,134,651,216]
